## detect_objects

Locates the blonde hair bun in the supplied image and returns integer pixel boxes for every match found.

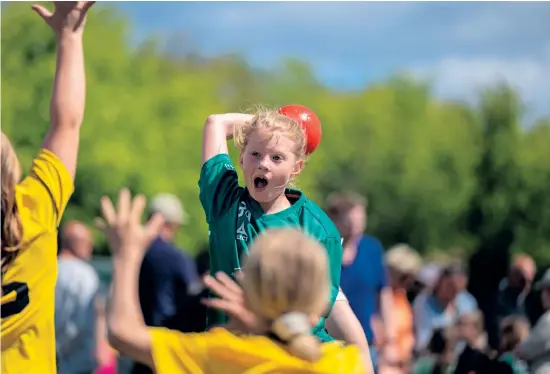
[272,312,310,341]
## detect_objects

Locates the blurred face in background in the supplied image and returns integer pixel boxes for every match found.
[435,273,459,305]
[456,312,483,345]
[389,267,416,290]
[508,256,536,292]
[62,221,94,260]
[161,221,181,242]
[453,270,468,292]
[341,204,366,240]
[73,229,94,260]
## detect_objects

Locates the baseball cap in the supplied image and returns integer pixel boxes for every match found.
[148,193,189,225]
[417,263,443,288]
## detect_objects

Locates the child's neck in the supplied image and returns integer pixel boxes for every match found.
[259,193,292,215]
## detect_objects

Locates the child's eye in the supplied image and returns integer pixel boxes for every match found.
[272,155,283,162]
[251,152,260,158]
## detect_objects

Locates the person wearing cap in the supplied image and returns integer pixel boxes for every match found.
[515,268,550,374]
[379,244,423,373]
[130,193,203,374]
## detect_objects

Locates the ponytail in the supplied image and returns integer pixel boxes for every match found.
[272,312,321,362]
[1,184,23,277]
[1,133,23,279]
[287,333,322,362]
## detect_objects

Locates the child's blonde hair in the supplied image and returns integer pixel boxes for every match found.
[457,310,485,333]
[233,108,307,161]
[241,228,329,362]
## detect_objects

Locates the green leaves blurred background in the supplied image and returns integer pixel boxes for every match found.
[3,3,549,265]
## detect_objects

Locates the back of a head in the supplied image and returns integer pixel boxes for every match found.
[242,228,329,362]
[1,132,23,276]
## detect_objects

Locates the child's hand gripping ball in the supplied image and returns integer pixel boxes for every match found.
[278,104,322,155]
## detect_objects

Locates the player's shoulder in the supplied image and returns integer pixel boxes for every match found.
[299,194,341,241]
[201,153,237,175]
[318,342,364,373]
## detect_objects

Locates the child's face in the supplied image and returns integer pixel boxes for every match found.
[240,128,303,204]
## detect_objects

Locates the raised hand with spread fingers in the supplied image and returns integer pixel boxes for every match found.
[97,189,164,369]
[96,189,164,259]
[32,1,95,36]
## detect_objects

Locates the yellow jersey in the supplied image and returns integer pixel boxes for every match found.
[150,327,366,374]
[1,149,74,374]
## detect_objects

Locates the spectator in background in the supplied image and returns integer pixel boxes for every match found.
[412,327,459,374]
[55,221,100,374]
[325,192,397,373]
[455,310,489,355]
[130,193,203,374]
[449,262,478,313]
[381,244,423,373]
[413,265,477,353]
[496,254,536,321]
[497,315,530,374]
[515,268,550,374]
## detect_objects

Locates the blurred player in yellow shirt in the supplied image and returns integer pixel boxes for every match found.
[97,189,371,374]
[1,2,94,373]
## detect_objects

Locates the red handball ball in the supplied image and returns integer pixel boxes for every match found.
[277,104,322,155]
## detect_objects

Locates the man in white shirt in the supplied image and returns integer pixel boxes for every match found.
[55,220,100,374]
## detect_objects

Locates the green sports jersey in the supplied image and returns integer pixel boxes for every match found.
[199,154,343,342]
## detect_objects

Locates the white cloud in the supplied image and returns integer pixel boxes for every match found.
[409,56,550,120]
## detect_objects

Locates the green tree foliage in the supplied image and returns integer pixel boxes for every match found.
[2,3,550,265]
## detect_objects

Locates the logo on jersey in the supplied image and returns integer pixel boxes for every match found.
[236,222,248,241]
[236,201,251,241]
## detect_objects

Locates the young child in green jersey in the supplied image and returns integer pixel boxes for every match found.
[199,109,370,351]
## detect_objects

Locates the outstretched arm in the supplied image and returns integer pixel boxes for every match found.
[32,1,94,180]
[98,190,164,368]
[326,300,374,374]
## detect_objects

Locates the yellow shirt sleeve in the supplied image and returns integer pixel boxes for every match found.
[149,328,210,374]
[17,148,74,231]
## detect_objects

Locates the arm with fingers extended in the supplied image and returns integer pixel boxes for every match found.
[33,2,94,180]
[107,253,154,367]
[326,299,374,372]
[101,190,165,368]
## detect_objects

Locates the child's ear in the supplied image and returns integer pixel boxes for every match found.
[291,160,304,177]
[239,152,244,168]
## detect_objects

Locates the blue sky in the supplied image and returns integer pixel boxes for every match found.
[117,1,550,120]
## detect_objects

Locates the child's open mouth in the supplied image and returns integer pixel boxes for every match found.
[254,177,268,189]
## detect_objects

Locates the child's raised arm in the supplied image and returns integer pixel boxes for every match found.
[33,1,95,180]
[202,113,253,165]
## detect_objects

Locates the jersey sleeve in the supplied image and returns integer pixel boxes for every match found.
[149,328,209,373]
[18,148,74,231]
[198,154,241,224]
